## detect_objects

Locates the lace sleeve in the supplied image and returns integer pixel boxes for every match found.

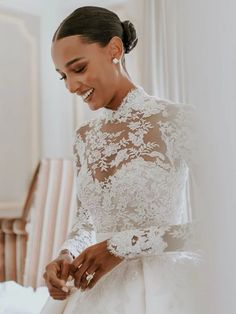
[107,223,198,259]
[174,103,203,224]
[172,103,198,168]
[106,103,200,260]
[58,132,96,258]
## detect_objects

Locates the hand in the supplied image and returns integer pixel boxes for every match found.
[43,250,73,300]
[69,240,123,291]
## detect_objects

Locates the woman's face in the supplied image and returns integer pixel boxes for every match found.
[51,35,122,111]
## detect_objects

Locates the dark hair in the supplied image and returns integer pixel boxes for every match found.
[52,6,138,73]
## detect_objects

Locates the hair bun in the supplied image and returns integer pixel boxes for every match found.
[121,20,138,54]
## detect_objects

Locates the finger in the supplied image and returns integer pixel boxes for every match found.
[50,290,68,298]
[48,271,67,290]
[52,296,67,300]
[46,262,60,274]
[69,261,83,275]
[44,262,59,283]
[71,251,85,272]
[50,293,68,300]
[73,261,91,289]
[80,266,98,290]
[49,288,68,300]
[60,261,70,282]
[87,269,106,290]
[47,280,68,295]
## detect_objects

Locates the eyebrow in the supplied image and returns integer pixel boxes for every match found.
[55,57,85,72]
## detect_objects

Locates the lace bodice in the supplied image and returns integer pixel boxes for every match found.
[60,86,198,259]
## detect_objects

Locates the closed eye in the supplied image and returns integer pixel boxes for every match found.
[59,66,86,81]
[74,65,86,73]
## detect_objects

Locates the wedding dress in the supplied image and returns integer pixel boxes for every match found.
[41,86,201,314]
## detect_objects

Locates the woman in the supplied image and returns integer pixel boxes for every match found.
[42,6,200,314]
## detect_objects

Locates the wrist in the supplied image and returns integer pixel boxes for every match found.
[106,239,124,262]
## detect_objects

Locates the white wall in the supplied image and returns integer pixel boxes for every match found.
[39,3,75,159]
[0,0,129,160]
[0,6,40,217]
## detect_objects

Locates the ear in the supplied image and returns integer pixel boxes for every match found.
[108,36,124,61]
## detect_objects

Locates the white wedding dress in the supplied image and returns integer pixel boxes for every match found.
[41,86,201,314]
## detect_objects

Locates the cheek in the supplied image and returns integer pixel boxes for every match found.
[92,63,116,85]
[100,71,118,93]
[85,63,117,101]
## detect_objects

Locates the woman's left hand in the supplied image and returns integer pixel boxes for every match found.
[69,240,123,291]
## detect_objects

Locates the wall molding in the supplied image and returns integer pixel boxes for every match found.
[0,11,40,216]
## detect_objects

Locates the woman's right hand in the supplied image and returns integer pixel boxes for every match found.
[43,250,74,300]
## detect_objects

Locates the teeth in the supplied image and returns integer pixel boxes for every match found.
[82,88,94,101]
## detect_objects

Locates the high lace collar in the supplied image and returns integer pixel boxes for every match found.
[99,85,148,120]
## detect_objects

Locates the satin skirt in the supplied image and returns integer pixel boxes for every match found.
[41,232,200,314]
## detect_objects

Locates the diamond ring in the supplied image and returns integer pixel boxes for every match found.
[85,271,95,284]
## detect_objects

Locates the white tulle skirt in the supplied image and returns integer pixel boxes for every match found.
[41,233,200,314]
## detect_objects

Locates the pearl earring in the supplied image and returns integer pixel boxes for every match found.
[112,58,119,64]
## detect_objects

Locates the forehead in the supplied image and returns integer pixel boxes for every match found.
[51,35,106,69]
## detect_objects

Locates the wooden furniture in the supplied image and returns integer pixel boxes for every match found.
[0,159,76,288]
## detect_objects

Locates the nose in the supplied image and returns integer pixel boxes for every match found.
[66,77,81,94]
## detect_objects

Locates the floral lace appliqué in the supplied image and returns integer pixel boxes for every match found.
[59,86,199,261]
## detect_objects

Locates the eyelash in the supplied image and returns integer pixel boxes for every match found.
[59,66,86,80]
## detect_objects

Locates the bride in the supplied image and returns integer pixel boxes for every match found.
[41,6,201,314]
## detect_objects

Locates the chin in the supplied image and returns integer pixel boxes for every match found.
[88,99,106,111]
[87,102,100,111]
[89,106,97,111]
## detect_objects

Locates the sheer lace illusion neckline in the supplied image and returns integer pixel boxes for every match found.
[100,85,148,119]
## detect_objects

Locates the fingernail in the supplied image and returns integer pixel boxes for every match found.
[61,286,69,293]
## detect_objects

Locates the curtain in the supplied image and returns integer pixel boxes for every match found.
[136,1,236,313]
[139,0,186,102]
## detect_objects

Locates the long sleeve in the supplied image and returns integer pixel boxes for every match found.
[58,132,96,258]
[107,223,197,259]
[106,103,199,260]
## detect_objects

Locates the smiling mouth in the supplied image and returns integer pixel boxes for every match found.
[81,88,94,101]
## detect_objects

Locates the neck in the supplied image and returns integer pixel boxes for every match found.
[104,79,137,111]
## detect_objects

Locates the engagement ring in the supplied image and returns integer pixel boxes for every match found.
[85,271,95,284]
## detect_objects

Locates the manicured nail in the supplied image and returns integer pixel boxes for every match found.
[61,286,69,293]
